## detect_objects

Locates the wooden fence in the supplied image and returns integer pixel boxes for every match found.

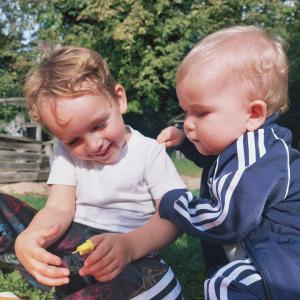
[0,134,51,184]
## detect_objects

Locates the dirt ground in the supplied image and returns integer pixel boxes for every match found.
[0,176,200,196]
[0,181,49,195]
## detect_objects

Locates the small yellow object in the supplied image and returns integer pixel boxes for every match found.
[72,239,94,255]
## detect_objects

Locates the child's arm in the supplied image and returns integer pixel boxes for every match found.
[79,203,180,282]
[159,131,291,243]
[15,184,76,286]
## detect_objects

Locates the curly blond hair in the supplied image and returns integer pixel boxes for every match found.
[24,46,117,122]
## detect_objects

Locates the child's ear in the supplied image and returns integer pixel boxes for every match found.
[246,100,267,132]
[115,84,128,114]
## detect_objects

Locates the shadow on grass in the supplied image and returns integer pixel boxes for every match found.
[161,234,206,300]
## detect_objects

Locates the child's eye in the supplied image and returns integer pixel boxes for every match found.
[67,138,79,146]
[196,111,207,118]
[94,122,106,130]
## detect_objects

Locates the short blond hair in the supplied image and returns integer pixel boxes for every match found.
[177,26,289,115]
[24,46,117,122]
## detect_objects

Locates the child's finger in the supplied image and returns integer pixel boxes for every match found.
[164,140,175,148]
[32,269,69,286]
[156,134,163,143]
[34,247,62,266]
[80,252,115,276]
[93,258,121,278]
[36,262,69,279]
[84,237,111,266]
[157,132,169,143]
[29,258,69,286]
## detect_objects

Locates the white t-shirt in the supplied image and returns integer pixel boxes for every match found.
[48,127,186,233]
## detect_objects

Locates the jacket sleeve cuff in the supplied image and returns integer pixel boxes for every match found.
[159,188,188,221]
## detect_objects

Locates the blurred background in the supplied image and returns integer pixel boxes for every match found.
[0,1,299,299]
[0,0,299,144]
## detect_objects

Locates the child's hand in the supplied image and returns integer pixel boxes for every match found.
[15,225,70,286]
[79,233,132,282]
[157,126,185,147]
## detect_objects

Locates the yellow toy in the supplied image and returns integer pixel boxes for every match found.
[72,239,94,255]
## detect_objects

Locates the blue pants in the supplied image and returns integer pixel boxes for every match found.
[204,257,267,300]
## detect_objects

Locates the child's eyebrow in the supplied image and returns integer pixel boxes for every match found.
[186,103,213,110]
[194,104,212,109]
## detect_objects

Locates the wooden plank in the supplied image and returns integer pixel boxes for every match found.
[0,130,52,183]
[0,160,49,169]
[0,97,26,106]
[0,134,40,143]
[167,112,185,125]
[0,140,42,152]
[0,150,48,161]
[37,169,50,181]
[0,169,50,183]
[0,172,38,183]
[0,161,41,171]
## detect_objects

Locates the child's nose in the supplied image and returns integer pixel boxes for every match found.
[85,133,103,153]
[184,116,196,132]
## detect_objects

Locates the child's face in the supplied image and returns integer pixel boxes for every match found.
[176,68,250,155]
[39,86,129,164]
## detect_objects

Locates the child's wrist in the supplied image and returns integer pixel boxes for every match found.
[120,233,139,263]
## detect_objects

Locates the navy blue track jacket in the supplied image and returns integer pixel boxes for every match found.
[160,114,300,299]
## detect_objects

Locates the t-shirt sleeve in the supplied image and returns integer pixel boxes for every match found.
[144,142,186,200]
[47,141,77,186]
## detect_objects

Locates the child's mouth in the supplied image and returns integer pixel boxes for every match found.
[98,143,112,157]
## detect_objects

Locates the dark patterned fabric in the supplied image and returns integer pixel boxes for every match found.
[0,194,183,299]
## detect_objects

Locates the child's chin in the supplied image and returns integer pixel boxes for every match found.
[195,146,209,156]
[197,147,217,156]
[95,154,119,165]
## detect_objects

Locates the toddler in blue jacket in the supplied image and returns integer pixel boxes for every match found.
[157,25,300,300]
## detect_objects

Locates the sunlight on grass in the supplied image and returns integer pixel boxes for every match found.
[161,234,205,300]
[170,151,202,178]
[18,193,47,210]
[0,269,56,300]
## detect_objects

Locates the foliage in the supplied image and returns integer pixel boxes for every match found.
[0,104,23,124]
[0,1,35,96]
[0,1,37,122]
[4,0,297,136]
[0,269,56,300]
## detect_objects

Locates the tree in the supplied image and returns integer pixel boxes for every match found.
[3,0,300,136]
[0,1,35,122]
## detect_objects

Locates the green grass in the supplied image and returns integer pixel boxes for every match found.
[0,194,56,299]
[0,269,56,300]
[1,155,206,299]
[161,235,205,300]
[18,193,48,210]
[170,151,202,178]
